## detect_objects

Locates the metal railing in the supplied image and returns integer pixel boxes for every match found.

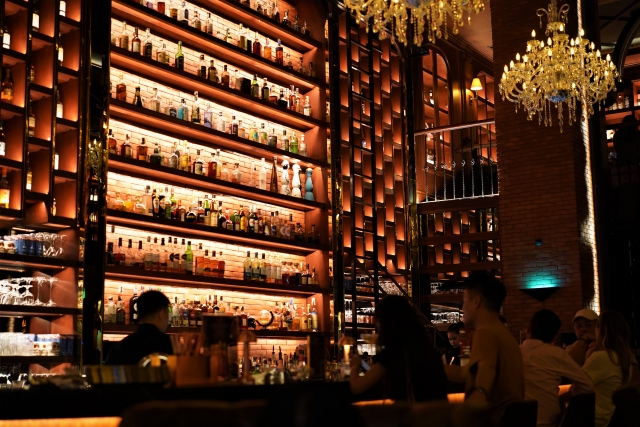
[418,119,498,202]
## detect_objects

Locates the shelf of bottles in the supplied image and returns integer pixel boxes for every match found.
[105,0,329,349]
[0,0,83,371]
[333,12,408,342]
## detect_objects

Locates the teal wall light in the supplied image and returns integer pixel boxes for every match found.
[520,273,561,302]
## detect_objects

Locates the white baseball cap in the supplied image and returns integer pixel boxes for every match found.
[573,309,599,322]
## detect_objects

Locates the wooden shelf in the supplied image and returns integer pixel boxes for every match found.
[1,47,27,65]
[53,170,77,184]
[110,47,325,130]
[0,356,79,365]
[106,209,324,256]
[111,0,323,92]
[31,32,54,51]
[104,323,324,338]
[198,0,323,52]
[104,266,326,296]
[109,155,325,212]
[0,102,24,120]
[4,0,28,15]
[0,158,23,171]
[0,305,81,317]
[109,99,328,168]
[0,253,81,270]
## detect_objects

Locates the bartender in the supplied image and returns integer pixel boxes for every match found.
[106,290,173,365]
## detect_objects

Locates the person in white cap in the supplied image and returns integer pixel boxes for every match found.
[567,308,600,367]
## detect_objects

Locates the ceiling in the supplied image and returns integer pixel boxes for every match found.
[454,0,640,62]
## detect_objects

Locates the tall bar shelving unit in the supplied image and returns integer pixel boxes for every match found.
[0,0,85,371]
[98,0,332,366]
[331,8,409,347]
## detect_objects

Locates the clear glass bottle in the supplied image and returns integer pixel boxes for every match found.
[268,128,277,147]
[232,162,242,183]
[198,54,206,78]
[120,21,129,51]
[263,38,272,60]
[259,157,267,190]
[149,87,161,112]
[303,96,311,116]
[299,134,306,156]
[143,28,153,58]
[204,102,213,128]
[221,162,230,181]
[191,91,200,124]
[259,123,268,144]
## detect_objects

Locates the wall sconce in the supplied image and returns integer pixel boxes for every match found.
[469,78,483,105]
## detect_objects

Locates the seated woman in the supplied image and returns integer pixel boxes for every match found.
[582,310,639,427]
[349,296,448,402]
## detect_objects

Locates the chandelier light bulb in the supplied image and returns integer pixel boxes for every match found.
[523,55,528,62]
[502,72,507,80]
[540,41,545,48]
[532,30,536,38]
[570,47,575,55]
[516,53,520,61]
[559,24,564,32]
[548,49,552,57]
[606,54,611,61]
[547,37,552,45]
[504,65,509,72]
[590,42,595,50]
[510,60,515,69]
[596,50,601,58]
[579,28,584,37]
[570,38,575,46]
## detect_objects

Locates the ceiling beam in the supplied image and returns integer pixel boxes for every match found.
[601,2,640,30]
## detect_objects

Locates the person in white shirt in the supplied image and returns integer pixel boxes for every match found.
[521,309,594,427]
[582,311,637,427]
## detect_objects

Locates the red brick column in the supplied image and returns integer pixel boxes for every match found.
[490,0,599,337]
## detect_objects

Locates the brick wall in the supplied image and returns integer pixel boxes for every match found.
[490,0,600,336]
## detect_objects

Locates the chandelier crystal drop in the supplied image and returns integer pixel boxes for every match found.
[343,0,486,46]
[498,0,618,132]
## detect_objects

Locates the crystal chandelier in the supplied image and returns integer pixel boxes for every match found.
[499,0,618,132]
[343,0,486,46]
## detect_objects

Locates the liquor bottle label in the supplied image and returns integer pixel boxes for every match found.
[28,117,36,128]
[195,163,203,175]
[32,14,40,30]
[57,104,63,118]
[60,1,66,15]
[0,141,6,156]
[204,113,212,128]
[2,33,9,48]
[125,146,132,157]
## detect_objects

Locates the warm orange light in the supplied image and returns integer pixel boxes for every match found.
[470,78,483,92]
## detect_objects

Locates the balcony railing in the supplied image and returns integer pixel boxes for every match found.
[417,119,498,202]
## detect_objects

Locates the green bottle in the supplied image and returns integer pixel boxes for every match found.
[184,241,193,275]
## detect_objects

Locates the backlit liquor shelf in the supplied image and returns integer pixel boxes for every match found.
[0,356,79,365]
[107,209,324,256]
[108,155,325,213]
[103,323,326,339]
[110,47,325,131]
[105,266,326,296]
[109,100,328,169]
[111,0,324,92]
[0,305,82,317]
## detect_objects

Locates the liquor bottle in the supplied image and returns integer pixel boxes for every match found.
[230,115,238,135]
[180,299,189,327]
[302,20,309,36]
[145,141,160,165]
[175,41,184,70]
[266,128,277,148]
[132,27,141,53]
[286,54,293,70]
[116,74,127,101]
[157,40,167,63]
[151,237,160,271]
[221,65,230,87]
[149,88,161,112]
[307,62,316,77]
[116,293,126,325]
[193,150,204,175]
[27,100,36,137]
[133,86,143,108]
[219,296,226,313]
[206,13,213,35]
[293,14,300,32]
[198,55,206,79]
[301,264,309,285]
[259,158,267,190]
[193,10,202,31]
[134,195,146,215]
[56,89,63,118]
[303,96,311,116]
[295,134,306,157]
[188,300,197,327]
[169,1,179,19]
[252,32,261,56]
[114,237,125,266]
[1,68,13,104]
[260,253,268,281]
[289,131,298,154]
[238,23,246,49]
[231,162,242,184]
[259,123,268,144]
[129,286,139,324]
[157,0,165,14]
[282,9,290,27]
[263,38,272,60]
[310,298,318,331]
[277,89,288,108]
[0,121,6,157]
[120,134,132,158]
[2,18,11,49]
[118,21,129,50]
[180,1,189,24]
[166,99,177,117]
[191,92,200,124]
[300,303,308,331]
[105,296,116,324]
[224,28,231,43]
[32,0,40,32]
[168,141,179,168]
[272,0,280,22]
[269,156,278,192]
[217,202,225,228]
[251,75,260,97]
[208,60,218,83]
[217,251,225,277]
[195,243,204,275]
[241,250,252,281]
[249,252,259,281]
[202,102,213,129]
[240,306,248,330]
[25,156,32,191]
[221,162,230,181]
[184,241,193,274]
[178,99,188,120]
[275,39,283,65]
[209,249,218,276]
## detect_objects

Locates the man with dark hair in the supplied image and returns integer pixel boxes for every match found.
[521,309,593,427]
[106,290,173,365]
[444,274,523,422]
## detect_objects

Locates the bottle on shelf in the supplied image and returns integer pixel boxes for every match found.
[156,40,167,63]
[221,65,230,87]
[132,27,141,53]
[27,100,36,137]
[149,88,161,112]
[194,150,204,175]
[251,75,260,98]
[184,240,193,275]
[107,129,117,154]
[198,55,207,79]
[180,1,189,24]
[263,38,272,60]
[25,156,32,191]
[208,60,218,83]
[193,10,202,31]
[118,134,131,158]
[252,32,261,56]
[232,162,242,184]
[32,0,40,32]
[206,13,213,35]
[269,156,278,192]
[191,92,200,124]
[56,89,63,119]
[303,96,311,116]
[120,22,129,50]
[133,86,143,108]
[244,251,252,281]
[175,41,185,70]
[259,123,268,144]
[105,296,116,324]
[259,158,267,190]
[272,0,280,22]
[2,18,11,49]
[299,134,307,156]
[290,131,298,154]
[221,162,230,181]
[0,168,11,209]
[178,99,188,120]
[277,89,288,108]
[116,293,126,325]
[217,251,225,277]
[1,69,12,103]
[275,39,283,65]
[116,74,127,102]
[0,121,5,157]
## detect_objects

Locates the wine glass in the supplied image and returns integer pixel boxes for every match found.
[21,278,35,305]
[32,277,45,306]
[46,278,58,307]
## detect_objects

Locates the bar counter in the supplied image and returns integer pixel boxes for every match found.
[0,381,366,421]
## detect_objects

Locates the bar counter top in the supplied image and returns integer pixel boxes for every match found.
[0,381,371,420]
